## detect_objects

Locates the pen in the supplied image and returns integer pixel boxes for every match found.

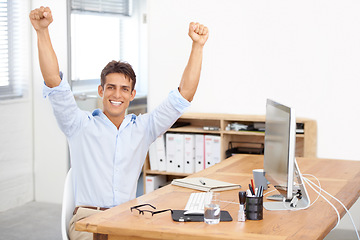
[251,179,255,194]
[256,185,263,197]
[256,185,260,197]
[259,185,264,197]
[249,184,255,196]
[199,179,206,185]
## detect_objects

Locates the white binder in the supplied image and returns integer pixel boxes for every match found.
[195,134,205,172]
[205,135,221,168]
[146,175,167,194]
[148,141,158,171]
[166,133,177,172]
[154,135,166,171]
[173,134,185,173]
[213,135,221,164]
[205,135,214,168]
[184,134,195,174]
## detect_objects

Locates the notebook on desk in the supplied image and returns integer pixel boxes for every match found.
[171,177,241,192]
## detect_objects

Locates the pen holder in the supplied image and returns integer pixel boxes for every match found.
[246,196,263,220]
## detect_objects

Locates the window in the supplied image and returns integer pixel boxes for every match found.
[0,0,29,100]
[71,0,132,15]
[70,13,122,83]
[0,1,9,88]
[69,0,135,91]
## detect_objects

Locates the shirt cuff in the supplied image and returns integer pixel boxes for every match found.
[42,72,71,98]
[168,88,191,112]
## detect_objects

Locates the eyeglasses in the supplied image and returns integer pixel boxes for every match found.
[130,203,173,217]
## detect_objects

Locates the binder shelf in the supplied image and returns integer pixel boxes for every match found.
[143,113,317,193]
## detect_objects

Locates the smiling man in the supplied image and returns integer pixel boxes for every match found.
[30,6,209,240]
[98,62,137,128]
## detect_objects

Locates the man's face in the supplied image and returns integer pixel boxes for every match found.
[98,73,136,125]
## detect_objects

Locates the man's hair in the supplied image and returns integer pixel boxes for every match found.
[100,60,136,91]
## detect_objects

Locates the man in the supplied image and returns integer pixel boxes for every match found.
[30,6,209,240]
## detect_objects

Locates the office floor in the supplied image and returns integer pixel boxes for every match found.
[0,201,62,240]
[0,201,358,240]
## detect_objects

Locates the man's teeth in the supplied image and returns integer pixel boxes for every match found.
[111,101,122,105]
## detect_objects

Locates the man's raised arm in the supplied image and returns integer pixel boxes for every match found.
[29,6,61,88]
[178,22,209,102]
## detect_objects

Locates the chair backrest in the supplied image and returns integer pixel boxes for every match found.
[61,168,75,240]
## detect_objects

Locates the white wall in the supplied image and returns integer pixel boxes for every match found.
[31,0,68,204]
[147,0,360,231]
[0,100,34,211]
[0,1,33,212]
[147,0,360,161]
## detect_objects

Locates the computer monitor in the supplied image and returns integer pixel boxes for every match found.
[263,99,310,211]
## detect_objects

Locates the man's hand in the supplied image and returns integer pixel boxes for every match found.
[188,22,209,47]
[29,6,53,32]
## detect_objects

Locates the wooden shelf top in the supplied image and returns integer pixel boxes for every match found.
[168,126,220,134]
[168,128,305,138]
[180,112,314,123]
[145,170,190,177]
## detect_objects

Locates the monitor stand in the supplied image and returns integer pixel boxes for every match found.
[263,159,310,211]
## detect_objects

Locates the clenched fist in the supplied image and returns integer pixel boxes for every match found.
[188,22,209,47]
[29,6,53,31]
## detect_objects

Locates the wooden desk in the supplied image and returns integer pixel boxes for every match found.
[76,155,360,240]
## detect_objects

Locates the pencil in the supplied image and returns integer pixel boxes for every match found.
[251,179,255,194]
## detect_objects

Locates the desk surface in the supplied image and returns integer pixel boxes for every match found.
[76,155,360,240]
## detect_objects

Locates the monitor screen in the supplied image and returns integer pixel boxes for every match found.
[264,99,296,200]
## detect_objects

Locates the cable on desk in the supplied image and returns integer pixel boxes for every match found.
[280,174,322,211]
[263,189,277,197]
[302,174,321,208]
[302,177,340,228]
[303,176,360,240]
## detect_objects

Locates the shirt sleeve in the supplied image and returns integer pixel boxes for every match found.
[147,88,191,141]
[43,74,89,138]
[168,88,191,113]
[42,74,71,98]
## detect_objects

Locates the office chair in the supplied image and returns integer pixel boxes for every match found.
[61,168,75,240]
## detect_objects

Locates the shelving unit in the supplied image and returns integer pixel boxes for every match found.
[143,113,317,192]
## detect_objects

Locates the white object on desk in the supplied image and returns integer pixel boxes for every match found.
[184,192,213,215]
[171,177,241,192]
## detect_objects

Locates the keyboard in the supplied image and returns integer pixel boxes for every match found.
[184,192,213,215]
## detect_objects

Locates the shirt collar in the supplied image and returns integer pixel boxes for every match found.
[118,114,136,132]
[93,109,136,131]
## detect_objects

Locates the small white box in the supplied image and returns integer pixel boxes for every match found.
[145,175,167,194]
